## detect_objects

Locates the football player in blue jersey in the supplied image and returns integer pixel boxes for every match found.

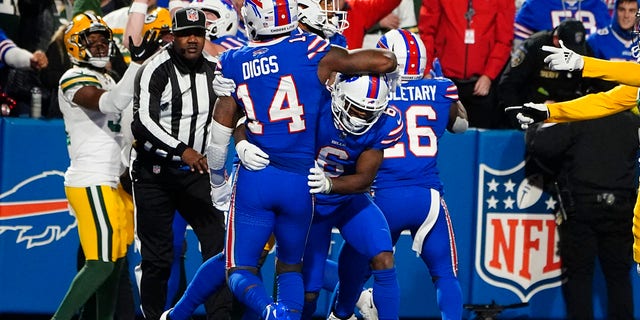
[301,74,403,320]
[296,0,348,48]
[204,0,397,319]
[331,29,469,320]
[514,0,611,49]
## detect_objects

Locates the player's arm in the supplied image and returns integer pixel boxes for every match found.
[317,46,397,85]
[581,57,640,87]
[330,148,384,194]
[447,101,468,133]
[206,96,238,183]
[71,63,142,112]
[123,0,148,49]
[547,84,638,122]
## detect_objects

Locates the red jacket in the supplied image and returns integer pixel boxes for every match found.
[418,0,514,80]
[343,0,402,49]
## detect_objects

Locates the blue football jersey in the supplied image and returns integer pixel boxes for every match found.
[587,26,639,61]
[212,35,246,50]
[218,33,332,173]
[315,106,403,207]
[0,28,16,70]
[514,0,611,41]
[373,78,459,191]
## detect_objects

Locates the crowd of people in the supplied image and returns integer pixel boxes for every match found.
[0,0,639,320]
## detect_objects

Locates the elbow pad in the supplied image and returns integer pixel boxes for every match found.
[98,62,142,113]
[451,116,468,133]
[206,120,233,185]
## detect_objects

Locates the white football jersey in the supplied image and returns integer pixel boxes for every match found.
[59,66,124,188]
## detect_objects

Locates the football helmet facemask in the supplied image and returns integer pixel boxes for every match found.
[377,29,427,81]
[64,11,115,68]
[241,0,298,41]
[190,0,239,40]
[331,74,390,135]
[319,0,348,38]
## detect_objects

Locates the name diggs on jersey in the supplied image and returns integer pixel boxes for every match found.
[242,56,280,80]
[390,85,437,101]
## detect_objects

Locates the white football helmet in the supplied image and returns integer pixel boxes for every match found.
[331,74,390,135]
[190,0,239,40]
[242,0,298,41]
[298,0,346,38]
[377,29,427,81]
[319,0,348,37]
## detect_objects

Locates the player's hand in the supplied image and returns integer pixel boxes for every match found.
[210,180,231,211]
[236,140,269,170]
[386,66,401,92]
[542,40,584,72]
[307,161,332,194]
[212,72,236,97]
[129,30,160,63]
[429,58,443,79]
[505,103,550,130]
[30,50,48,70]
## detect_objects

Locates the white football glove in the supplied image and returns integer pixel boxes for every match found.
[210,180,231,212]
[212,72,236,97]
[236,140,270,171]
[542,40,584,72]
[307,161,332,194]
[386,66,401,92]
[637,263,640,277]
[505,103,550,130]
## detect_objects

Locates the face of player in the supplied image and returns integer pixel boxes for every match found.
[618,0,638,31]
[85,32,110,58]
[173,29,206,61]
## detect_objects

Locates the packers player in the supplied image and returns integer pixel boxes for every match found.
[51,11,156,320]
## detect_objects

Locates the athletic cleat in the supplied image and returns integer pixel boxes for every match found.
[356,288,378,320]
[264,302,291,320]
[160,308,172,320]
[327,311,357,320]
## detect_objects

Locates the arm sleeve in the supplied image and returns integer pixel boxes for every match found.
[547,84,638,122]
[582,56,640,86]
[3,46,33,69]
[98,62,141,113]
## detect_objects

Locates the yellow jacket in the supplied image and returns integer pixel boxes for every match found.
[546,56,640,263]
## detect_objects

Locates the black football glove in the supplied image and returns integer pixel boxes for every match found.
[129,30,160,63]
[505,103,550,130]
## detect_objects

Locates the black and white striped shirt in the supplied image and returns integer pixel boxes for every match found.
[132,47,217,162]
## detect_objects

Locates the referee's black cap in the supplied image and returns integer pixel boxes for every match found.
[172,7,206,32]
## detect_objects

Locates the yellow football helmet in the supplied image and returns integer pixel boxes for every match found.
[143,7,172,37]
[64,11,114,68]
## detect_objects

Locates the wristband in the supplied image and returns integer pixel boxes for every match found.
[129,2,148,14]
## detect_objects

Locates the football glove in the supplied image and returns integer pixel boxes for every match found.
[212,72,236,97]
[505,103,550,130]
[637,263,640,277]
[128,30,160,63]
[386,66,401,92]
[236,140,270,170]
[542,40,584,72]
[307,161,332,194]
[210,180,231,212]
[429,57,444,78]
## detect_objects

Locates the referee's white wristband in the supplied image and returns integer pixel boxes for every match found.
[129,2,148,14]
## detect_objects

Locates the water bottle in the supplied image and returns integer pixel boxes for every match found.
[31,86,42,119]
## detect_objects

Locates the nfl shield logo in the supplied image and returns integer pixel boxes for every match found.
[153,165,161,174]
[475,161,561,302]
[186,8,199,22]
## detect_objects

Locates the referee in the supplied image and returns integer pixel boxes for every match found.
[130,8,229,320]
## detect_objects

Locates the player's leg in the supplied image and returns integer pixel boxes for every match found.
[226,167,282,318]
[336,194,398,320]
[301,212,336,319]
[270,168,315,320]
[53,185,128,319]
